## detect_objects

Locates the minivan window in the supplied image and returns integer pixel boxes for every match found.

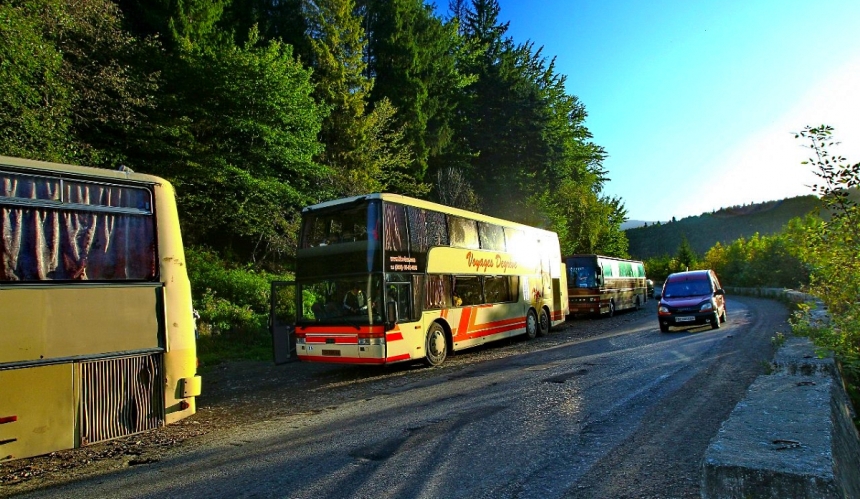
[663,280,712,298]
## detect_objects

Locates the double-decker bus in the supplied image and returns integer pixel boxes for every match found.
[564,254,647,317]
[0,156,201,461]
[272,193,568,366]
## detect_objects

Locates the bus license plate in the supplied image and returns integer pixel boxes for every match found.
[676,316,695,322]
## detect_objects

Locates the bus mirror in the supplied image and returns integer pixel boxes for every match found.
[386,301,397,323]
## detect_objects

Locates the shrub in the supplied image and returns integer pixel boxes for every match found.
[185,246,292,363]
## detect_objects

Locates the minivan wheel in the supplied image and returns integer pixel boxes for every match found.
[721,309,728,323]
[660,323,669,333]
[710,312,721,330]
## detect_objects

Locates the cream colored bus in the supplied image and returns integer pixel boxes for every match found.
[565,254,648,317]
[0,156,201,461]
[273,193,568,366]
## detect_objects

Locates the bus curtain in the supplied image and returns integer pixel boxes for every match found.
[1,206,156,281]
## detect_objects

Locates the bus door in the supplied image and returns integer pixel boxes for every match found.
[270,281,297,364]
[379,282,414,362]
[539,242,553,305]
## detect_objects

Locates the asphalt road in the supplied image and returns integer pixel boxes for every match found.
[4,296,788,499]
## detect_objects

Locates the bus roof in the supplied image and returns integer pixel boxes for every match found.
[303,193,558,236]
[564,254,644,265]
[0,155,166,186]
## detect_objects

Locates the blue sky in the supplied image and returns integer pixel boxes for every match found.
[456,0,860,222]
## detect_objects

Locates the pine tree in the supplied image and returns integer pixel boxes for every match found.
[362,0,467,186]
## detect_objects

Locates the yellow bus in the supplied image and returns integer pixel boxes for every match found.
[272,193,568,366]
[0,156,201,461]
[564,254,648,317]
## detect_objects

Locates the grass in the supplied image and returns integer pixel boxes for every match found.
[196,327,273,367]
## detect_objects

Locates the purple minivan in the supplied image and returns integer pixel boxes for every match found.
[657,270,727,332]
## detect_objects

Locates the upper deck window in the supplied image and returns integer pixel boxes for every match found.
[301,203,375,248]
[478,222,506,252]
[448,216,479,250]
[383,203,408,252]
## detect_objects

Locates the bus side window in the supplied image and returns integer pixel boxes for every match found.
[453,276,482,306]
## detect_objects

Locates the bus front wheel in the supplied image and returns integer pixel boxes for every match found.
[424,323,448,367]
[525,309,538,340]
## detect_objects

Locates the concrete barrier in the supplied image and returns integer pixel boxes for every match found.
[724,286,816,304]
[702,336,860,498]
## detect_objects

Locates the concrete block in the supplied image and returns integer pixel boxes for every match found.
[703,336,860,498]
[702,374,838,498]
[773,336,835,377]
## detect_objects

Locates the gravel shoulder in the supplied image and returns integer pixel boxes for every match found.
[1,296,788,498]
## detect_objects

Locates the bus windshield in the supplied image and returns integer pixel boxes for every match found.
[567,258,597,288]
[299,274,384,325]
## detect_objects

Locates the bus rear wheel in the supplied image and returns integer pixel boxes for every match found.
[525,309,538,340]
[537,307,550,336]
[424,323,447,367]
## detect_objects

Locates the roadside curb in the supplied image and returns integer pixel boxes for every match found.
[701,336,860,498]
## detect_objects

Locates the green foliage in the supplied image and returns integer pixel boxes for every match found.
[643,252,708,283]
[305,0,428,198]
[185,246,284,311]
[0,2,70,161]
[139,33,327,266]
[675,236,697,271]
[186,246,291,363]
[1,0,157,166]
[771,331,787,349]
[788,126,860,375]
[539,180,629,257]
[364,0,469,183]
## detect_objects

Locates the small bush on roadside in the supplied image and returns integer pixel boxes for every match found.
[185,246,291,364]
[771,331,786,349]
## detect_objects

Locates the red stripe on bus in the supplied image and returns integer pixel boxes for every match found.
[299,325,385,334]
[297,355,385,364]
[465,316,523,335]
[386,332,404,341]
[482,316,525,327]
[457,307,473,337]
[386,354,411,362]
[0,416,16,425]
[467,319,525,338]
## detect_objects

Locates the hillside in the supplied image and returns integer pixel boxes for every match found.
[625,195,822,259]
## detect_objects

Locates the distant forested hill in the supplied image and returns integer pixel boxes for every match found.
[625,195,822,259]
